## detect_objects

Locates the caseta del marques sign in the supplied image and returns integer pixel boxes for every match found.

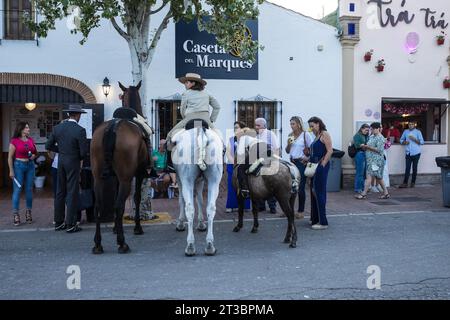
[175,19,258,80]
[367,0,448,29]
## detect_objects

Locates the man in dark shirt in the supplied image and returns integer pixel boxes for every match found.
[46,105,88,233]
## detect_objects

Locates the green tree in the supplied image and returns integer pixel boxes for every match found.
[29,0,263,114]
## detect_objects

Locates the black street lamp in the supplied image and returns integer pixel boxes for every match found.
[102,77,111,97]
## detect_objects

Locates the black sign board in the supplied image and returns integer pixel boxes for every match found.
[175,19,258,80]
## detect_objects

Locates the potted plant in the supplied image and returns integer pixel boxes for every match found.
[34,155,49,188]
[444,77,450,89]
[437,31,446,45]
[364,49,374,62]
[375,59,385,72]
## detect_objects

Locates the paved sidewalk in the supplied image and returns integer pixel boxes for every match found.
[1,181,449,230]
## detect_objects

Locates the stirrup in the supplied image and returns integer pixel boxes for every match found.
[240,189,250,199]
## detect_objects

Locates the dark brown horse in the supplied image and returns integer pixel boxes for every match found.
[232,140,300,248]
[91,81,151,254]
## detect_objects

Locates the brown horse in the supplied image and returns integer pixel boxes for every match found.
[91,81,151,254]
[232,141,300,248]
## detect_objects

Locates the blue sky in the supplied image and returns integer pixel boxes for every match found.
[269,0,339,19]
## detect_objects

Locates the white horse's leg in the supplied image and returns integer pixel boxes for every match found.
[176,182,186,231]
[196,178,207,232]
[180,177,196,256]
[205,165,221,256]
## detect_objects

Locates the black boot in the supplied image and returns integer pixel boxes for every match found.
[166,150,176,173]
[237,165,250,198]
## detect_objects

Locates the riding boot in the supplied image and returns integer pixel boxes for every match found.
[166,150,176,173]
[237,165,250,198]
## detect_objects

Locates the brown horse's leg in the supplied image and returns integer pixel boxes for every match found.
[251,199,259,233]
[115,182,131,253]
[233,193,245,232]
[92,181,104,254]
[133,174,144,235]
[278,194,297,248]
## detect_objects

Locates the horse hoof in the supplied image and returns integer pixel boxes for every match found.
[92,246,104,254]
[197,222,207,232]
[233,226,241,232]
[251,227,258,233]
[289,243,297,248]
[118,244,130,254]
[185,243,196,256]
[134,227,144,235]
[176,222,186,232]
[204,243,217,256]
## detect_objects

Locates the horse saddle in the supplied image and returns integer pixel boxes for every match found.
[113,107,137,120]
[247,158,271,176]
[185,119,209,130]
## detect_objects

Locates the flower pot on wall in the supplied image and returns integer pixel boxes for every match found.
[376,65,384,72]
[444,81,450,89]
[437,38,445,46]
[364,54,372,62]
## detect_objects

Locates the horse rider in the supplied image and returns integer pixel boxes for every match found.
[235,128,272,198]
[46,104,88,233]
[166,73,222,170]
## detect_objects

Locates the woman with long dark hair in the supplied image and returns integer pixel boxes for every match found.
[8,121,37,226]
[307,117,333,230]
[285,116,312,219]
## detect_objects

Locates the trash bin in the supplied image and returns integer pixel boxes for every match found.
[327,149,345,192]
[435,156,450,207]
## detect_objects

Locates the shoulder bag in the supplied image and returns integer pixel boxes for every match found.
[304,134,320,178]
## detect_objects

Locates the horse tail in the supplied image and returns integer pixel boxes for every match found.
[101,120,119,179]
[197,127,208,171]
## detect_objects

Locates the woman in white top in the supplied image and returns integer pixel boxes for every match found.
[285,116,312,218]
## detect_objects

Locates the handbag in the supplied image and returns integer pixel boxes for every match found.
[78,189,94,211]
[303,132,311,157]
[348,144,357,158]
[304,162,318,178]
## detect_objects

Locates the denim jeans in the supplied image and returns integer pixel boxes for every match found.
[12,160,35,214]
[292,159,307,212]
[404,153,421,184]
[354,151,366,193]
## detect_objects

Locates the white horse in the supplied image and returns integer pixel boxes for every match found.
[176,177,207,232]
[172,126,223,256]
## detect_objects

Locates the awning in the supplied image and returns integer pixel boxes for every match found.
[382,97,450,105]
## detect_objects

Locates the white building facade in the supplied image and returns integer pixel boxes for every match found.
[0,1,342,187]
[339,0,450,183]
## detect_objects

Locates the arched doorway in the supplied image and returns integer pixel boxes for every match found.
[0,73,104,188]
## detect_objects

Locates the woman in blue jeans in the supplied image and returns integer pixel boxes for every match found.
[8,122,37,226]
[285,116,312,219]
[352,124,370,193]
[307,117,333,230]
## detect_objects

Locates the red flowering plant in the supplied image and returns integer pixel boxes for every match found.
[383,103,429,115]
[444,77,450,89]
[364,49,374,62]
[437,31,446,45]
[375,59,385,72]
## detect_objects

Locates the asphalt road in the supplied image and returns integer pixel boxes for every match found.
[0,211,449,300]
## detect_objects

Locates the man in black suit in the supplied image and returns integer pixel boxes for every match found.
[46,105,88,233]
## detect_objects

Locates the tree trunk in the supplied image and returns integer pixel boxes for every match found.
[128,24,150,118]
